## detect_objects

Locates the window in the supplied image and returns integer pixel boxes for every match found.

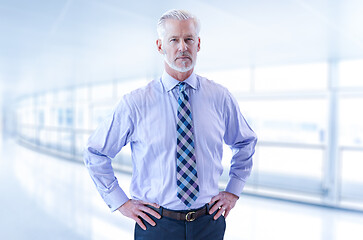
[339,59,363,88]
[91,82,115,101]
[339,97,363,147]
[200,68,251,93]
[341,150,363,200]
[238,99,328,145]
[254,63,328,92]
[117,78,147,98]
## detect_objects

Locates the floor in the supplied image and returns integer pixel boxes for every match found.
[1,137,363,240]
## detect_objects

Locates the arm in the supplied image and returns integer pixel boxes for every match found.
[84,97,134,211]
[84,97,161,229]
[209,90,257,219]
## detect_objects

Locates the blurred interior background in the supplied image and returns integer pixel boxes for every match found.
[1,0,363,239]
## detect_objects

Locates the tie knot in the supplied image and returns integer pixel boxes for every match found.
[178,82,186,93]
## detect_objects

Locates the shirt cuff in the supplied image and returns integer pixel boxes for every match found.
[103,186,129,212]
[225,177,246,197]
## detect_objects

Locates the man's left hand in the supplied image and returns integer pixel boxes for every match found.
[208,191,239,220]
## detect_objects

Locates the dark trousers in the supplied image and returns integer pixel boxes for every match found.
[134,208,226,240]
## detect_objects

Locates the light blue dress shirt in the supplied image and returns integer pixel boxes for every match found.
[84,71,257,212]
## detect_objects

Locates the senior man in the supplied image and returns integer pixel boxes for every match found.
[84,9,257,240]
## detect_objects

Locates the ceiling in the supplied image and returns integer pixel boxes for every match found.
[1,0,363,102]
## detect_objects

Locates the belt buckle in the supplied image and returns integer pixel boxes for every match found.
[185,211,196,222]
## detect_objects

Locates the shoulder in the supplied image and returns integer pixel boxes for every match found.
[121,79,162,106]
[196,74,230,98]
[112,79,160,117]
[196,74,240,111]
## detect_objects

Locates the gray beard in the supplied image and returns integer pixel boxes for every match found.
[164,54,196,73]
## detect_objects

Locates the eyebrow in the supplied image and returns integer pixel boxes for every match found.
[168,34,196,39]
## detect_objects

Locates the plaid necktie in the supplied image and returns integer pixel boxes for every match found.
[176,82,199,207]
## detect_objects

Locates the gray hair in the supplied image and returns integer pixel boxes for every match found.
[157,9,200,40]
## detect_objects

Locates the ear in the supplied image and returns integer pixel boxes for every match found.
[197,37,201,52]
[156,39,164,54]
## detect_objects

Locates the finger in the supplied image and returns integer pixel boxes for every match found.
[139,212,156,227]
[135,217,147,231]
[209,200,223,214]
[208,200,216,213]
[140,201,160,209]
[208,194,221,205]
[142,206,161,219]
[213,208,224,220]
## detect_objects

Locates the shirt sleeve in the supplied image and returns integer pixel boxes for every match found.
[83,96,135,212]
[223,90,257,197]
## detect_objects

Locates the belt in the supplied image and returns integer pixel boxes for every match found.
[150,205,209,222]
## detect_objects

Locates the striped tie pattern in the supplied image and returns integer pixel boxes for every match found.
[176,82,199,207]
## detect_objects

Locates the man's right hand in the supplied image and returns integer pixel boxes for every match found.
[117,199,161,230]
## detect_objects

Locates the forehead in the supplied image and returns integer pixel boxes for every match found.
[163,19,197,37]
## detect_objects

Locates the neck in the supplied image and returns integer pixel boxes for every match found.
[164,62,194,81]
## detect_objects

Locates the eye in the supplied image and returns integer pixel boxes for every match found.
[186,38,194,42]
[169,38,177,43]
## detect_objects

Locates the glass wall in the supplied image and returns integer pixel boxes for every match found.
[14,59,363,210]
[338,59,363,208]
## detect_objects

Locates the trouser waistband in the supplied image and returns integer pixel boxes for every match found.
[149,204,210,222]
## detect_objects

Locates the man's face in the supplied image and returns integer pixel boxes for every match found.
[157,19,200,74]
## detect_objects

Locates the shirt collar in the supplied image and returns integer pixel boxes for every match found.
[161,71,198,92]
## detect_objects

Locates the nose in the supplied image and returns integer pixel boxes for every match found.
[178,40,187,52]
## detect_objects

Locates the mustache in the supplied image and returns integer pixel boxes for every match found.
[175,52,192,59]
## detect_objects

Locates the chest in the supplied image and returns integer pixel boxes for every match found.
[133,91,225,146]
